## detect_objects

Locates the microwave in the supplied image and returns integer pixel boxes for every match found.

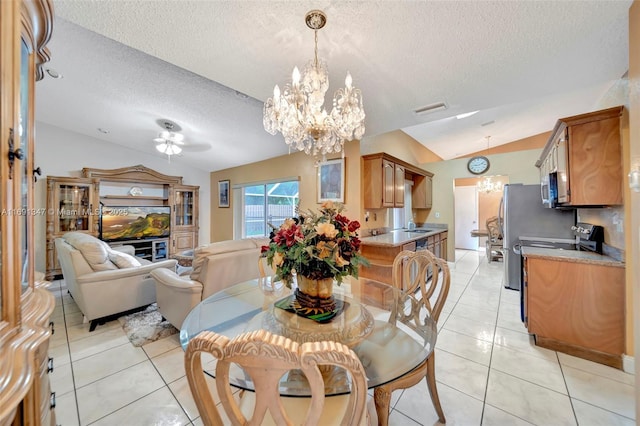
[541,172,558,208]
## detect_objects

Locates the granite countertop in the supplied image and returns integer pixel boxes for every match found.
[360,227,447,247]
[521,246,624,268]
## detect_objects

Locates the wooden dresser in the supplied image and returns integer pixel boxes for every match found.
[0,0,56,424]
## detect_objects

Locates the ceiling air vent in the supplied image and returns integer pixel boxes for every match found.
[413,102,448,116]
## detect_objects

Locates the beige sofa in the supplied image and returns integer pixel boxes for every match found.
[55,232,178,331]
[151,238,269,329]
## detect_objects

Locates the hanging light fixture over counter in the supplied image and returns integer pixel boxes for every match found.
[263,10,366,157]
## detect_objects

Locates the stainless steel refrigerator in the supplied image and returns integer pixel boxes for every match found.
[499,184,576,290]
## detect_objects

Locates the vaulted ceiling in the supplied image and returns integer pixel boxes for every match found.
[36,1,632,172]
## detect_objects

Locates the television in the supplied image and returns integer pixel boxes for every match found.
[100,206,171,242]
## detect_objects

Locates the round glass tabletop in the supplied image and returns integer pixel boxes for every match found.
[180,277,437,397]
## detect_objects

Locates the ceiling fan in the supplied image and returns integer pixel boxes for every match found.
[153,119,211,162]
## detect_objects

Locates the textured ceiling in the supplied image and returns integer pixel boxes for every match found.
[36,0,632,171]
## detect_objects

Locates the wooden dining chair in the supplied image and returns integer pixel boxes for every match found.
[185,329,369,426]
[374,249,450,425]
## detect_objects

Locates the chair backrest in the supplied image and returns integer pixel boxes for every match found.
[185,329,368,426]
[486,216,503,242]
[391,250,451,325]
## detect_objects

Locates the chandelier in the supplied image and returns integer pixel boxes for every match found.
[477,176,503,194]
[263,10,365,156]
[154,122,184,160]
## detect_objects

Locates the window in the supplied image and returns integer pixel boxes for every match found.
[391,180,413,229]
[234,179,299,238]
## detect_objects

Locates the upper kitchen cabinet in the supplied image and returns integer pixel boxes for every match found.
[412,174,433,209]
[537,106,624,207]
[362,153,433,209]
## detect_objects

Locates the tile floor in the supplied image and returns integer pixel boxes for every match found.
[47,249,636,425]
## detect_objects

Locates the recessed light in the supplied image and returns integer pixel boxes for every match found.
[97,128,109,134]
[45,68,63,79]
[456,111,479,119]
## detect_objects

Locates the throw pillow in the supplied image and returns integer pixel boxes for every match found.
[109,250,142,269]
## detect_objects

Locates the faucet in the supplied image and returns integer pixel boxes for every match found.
[407,220,416,230]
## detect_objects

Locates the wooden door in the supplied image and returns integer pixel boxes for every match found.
[454,186,478,250]
[394,164,405,207]
[382,159,395,207]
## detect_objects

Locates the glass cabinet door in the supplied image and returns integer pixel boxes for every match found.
[55,183,93,233]
[18,39,31,293]
[175,189,195,227]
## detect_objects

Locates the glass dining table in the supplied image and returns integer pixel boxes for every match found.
[180,276,437,397]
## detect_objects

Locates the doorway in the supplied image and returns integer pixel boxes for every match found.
[454,186,478,250]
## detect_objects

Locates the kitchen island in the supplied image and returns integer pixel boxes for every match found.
[522,246,625,368]
[359,227,448,286]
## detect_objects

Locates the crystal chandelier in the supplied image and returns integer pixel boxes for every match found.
[477,176,503,194]
[263,10,365,156]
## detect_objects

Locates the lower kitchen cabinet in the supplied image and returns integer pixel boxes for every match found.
[524,256,625,368]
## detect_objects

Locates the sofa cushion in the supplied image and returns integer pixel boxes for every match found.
[109,250,142,269]
[63,232,117,271]
[190,239,259,283]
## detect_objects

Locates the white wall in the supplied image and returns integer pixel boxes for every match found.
[34,122,211,272]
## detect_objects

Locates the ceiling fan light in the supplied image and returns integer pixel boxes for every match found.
[167,144,182,155]
[156,142,169,153]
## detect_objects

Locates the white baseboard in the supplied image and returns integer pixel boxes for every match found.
[622,354,635,374]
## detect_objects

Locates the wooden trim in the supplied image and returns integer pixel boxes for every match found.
[535,335,623,369]
[21,0,53,81]
[82,164,184,184]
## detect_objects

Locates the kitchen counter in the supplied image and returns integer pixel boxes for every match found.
[521,246,624,268]
[360,228,446,247]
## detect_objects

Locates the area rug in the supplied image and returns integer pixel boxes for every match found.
[118,303,178,347]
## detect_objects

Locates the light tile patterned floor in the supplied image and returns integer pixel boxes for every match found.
[47,249,636,425]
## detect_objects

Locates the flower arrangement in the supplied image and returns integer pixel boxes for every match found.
[261,201,369,287]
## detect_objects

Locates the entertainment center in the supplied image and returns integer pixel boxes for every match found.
[45,165,199,280]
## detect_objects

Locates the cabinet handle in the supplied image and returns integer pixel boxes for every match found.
[47,357,54,373]
[50,392,56,409]
[33,166,42,182]
[7,128,24,179]
[49,321,55,335]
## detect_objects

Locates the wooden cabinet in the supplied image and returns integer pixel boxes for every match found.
[363,153,434,209]
[45,165,200,279]
[173,185,199,252]
[0,1,57,424]
[412,174,433,209]
[45,177,99,279]
[524,256,625,368]
[537,106,623,207]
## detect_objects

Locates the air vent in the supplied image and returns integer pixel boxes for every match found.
[481,120,495,127]
[413,102,448,115]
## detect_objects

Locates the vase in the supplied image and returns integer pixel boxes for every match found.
[295,275,336,312]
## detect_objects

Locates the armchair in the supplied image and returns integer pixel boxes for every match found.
[55,232,177,331]
[151,238,269,329]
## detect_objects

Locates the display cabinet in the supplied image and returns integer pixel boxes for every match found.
[45,177,99,279]
[173,184,199,252]
[0,0,56,424]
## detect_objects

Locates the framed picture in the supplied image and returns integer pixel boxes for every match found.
[218,180,230,208]
[317,158,345,203]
